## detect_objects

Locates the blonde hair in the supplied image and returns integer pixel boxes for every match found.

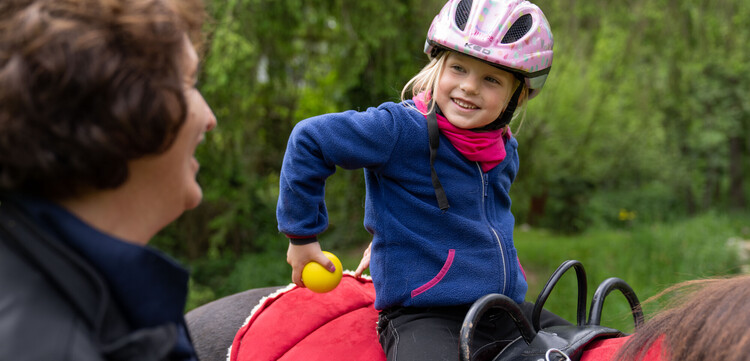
[513,90,529,134]
[400,52,448,115]
[400,51,530,133]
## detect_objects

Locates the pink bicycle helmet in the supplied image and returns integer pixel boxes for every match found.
[425,0,554,99]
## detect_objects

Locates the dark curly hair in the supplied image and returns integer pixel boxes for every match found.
[0,0,206,199]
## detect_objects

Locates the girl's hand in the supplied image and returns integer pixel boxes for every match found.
[354,242,372,278]
[286,242,336,288]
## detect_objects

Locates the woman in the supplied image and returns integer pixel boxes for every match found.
[0,0,215,359]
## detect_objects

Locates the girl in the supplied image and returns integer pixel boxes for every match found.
[277,0,561,359]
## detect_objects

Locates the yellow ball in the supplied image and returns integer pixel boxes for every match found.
[302,251,343,293]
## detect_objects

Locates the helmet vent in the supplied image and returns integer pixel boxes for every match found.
[501,14,532,43]
[455,0,473,31]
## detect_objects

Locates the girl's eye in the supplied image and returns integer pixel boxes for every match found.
[485,77,500,84]
[451,64,465,72]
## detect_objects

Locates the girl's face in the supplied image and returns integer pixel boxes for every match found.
[435,52,516,130]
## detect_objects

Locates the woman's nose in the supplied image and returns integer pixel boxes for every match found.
[201,96,217,132]
[206,111,217,132]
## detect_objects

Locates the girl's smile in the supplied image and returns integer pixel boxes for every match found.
[452,97,479,109]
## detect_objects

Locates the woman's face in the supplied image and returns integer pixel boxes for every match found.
[128,36,216,217]
[435,52,516,129]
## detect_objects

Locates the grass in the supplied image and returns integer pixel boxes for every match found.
[185,212,747,333]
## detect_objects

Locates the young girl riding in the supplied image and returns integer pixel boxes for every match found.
[277,0,563,359]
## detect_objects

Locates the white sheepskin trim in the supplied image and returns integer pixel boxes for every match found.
[344,270,372,280]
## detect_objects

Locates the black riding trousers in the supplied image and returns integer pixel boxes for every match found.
[377,302,569,361]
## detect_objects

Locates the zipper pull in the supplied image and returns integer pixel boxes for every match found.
[483,174,489,197]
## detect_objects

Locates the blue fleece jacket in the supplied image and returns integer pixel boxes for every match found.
[277,100,527,310]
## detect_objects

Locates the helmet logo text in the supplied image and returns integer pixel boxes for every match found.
[465,42,491,55]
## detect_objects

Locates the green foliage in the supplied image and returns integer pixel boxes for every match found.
[584,181,684,229]
[511,0,750,230]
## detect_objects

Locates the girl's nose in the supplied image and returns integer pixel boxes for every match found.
[460,77,479,95]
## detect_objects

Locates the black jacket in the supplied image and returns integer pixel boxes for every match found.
[0,199,179,361]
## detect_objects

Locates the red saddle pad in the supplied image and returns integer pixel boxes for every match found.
[229,274,386,361]
[229,274,642,361]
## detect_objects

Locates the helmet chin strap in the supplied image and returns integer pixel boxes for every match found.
[427,106,450,211]
[476,75,524,132]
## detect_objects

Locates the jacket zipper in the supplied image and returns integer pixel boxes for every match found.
[477,163,507,294]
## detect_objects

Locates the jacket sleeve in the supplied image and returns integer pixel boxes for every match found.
[276,103,406,238]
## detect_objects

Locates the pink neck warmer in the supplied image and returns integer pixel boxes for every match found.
[413,93,508,172]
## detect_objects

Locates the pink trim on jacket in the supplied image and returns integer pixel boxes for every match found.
[411,249,455,298]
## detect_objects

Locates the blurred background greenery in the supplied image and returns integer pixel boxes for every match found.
[151,0,749,330]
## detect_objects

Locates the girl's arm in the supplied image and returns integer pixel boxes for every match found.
[277,104,413,283]
[277,105,406,238]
